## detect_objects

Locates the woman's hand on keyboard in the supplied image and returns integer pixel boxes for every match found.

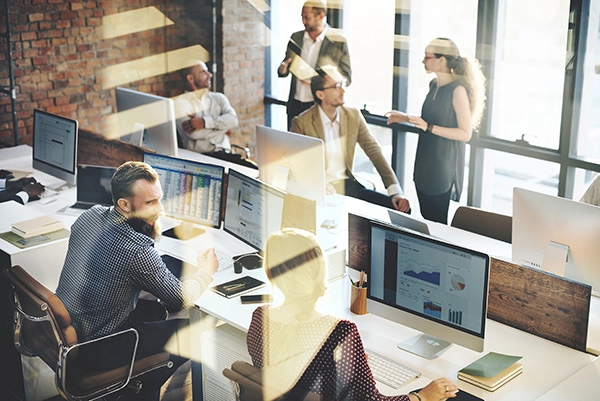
[197,248,219,275]
[411,378,458,401]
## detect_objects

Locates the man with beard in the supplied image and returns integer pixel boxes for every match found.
[174,60,238,154]
[55,161,218,400]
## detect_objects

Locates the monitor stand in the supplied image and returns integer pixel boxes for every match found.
[162,221,205,241]
[397,333,452,360]
[541,241,569,276]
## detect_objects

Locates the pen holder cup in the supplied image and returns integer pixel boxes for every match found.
[350,285,368,315]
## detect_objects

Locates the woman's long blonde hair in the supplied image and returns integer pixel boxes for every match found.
[429,37,487,130]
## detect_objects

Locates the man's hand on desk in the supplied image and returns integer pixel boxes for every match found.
[392,195,410,213]
[197,248,219,276]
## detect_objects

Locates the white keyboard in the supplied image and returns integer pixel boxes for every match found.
[366,351,421,389]
[157,239,233,271]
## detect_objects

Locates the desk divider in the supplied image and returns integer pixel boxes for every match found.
[347,213,591,352]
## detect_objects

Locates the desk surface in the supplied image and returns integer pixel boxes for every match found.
[195,267,595,401]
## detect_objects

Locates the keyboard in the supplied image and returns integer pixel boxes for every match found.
[70,201,94,210]
[157,238,233,271]
[366,351,421,389]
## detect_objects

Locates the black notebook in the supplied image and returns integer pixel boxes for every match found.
[212,276,266,298]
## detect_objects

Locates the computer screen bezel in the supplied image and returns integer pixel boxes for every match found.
[512,187,600,294]
[115,87,179,157]
[143,152,225,229]
[223,168,286,252]
[32,109,79,186]
[366,219,490,354]
[255,125,326,204]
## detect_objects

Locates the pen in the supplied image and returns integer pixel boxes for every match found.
[349,275,355,286]
[223,282,246,291]
[359,271,365,288]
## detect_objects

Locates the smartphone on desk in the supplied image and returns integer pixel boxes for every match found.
[240,294,273,304]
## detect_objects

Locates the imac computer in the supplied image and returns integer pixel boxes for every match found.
[255,125,326,204]
[223,168,286,252]
[32,109,78,187]
[367,219,490,359]
[143,153,224,240]
[116,87,179,157]
[512,187,600,294]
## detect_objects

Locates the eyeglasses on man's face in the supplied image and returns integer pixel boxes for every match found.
[321,80,347,91]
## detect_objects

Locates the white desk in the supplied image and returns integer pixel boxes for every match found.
[190,195,594,400]
[2,144,598,401]
[536,356,600,400]
[192,264,596,401]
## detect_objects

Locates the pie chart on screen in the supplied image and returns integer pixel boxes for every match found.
[451,274,466,291]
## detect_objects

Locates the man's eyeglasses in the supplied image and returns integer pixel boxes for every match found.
[321,80,347,91]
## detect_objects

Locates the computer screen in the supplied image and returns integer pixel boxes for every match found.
[512,187,600,294]
[76,165,115,206]
[255,125,326,204]
[116,87,178,157]
[143,153,224,231]
[223,168,285,252]
[32,109,78,187]
[367,219,489,359]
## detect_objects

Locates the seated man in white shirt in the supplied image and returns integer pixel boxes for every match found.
[290,67,410,213]
[174,60,238,154]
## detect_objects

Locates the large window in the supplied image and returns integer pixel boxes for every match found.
[265,0,600,217]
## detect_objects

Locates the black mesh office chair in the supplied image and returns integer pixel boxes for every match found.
[3,264,174,401]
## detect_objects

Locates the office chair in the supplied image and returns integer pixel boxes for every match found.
[450,205,512,243]
[3,264,174,401]
[222,361,324,401]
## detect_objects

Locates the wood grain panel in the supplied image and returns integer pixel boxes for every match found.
[488,258,590,351]
[78,128,146,167]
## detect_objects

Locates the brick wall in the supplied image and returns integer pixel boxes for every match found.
[0,0,264,150]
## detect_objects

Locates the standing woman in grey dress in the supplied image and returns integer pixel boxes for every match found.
[387,38,486,224]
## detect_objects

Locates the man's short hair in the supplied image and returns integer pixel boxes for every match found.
[304,0,327,14]
[310,71,327,104]
[111,161,158,205]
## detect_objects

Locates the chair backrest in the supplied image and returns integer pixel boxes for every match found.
[451,205,512,243]
[223,361,323,401]
[2,265,78,370]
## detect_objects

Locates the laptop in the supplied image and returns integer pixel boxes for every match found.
[58,165,116,216]
[387,209,431,235]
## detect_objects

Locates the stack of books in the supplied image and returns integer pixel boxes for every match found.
[458,352,523,392]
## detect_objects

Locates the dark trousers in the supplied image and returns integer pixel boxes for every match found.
[416,188,452,224]
[333,178,409,212]
[287,99,314,130]
[81,257,192,401]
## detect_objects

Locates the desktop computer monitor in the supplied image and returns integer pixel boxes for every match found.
[367,219,489,359]
[223,168,285,252]
[32,109,79,187]
[143,153,224,239]
[116,87,179,157]
[512,187,600,294]
[255,125,326,204]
